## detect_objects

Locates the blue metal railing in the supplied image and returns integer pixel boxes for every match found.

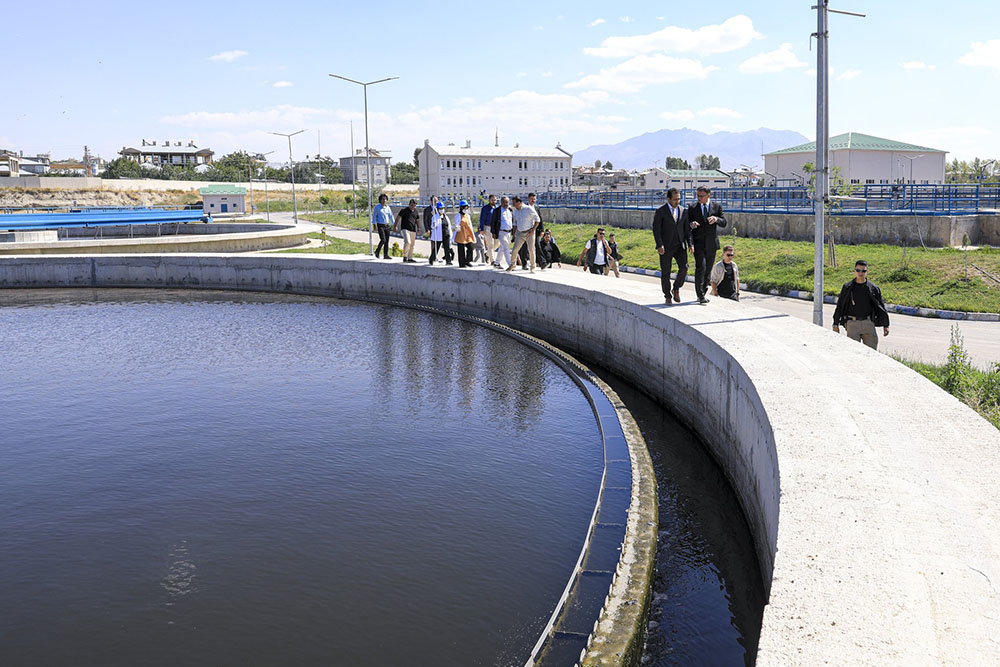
[391,184,1000,216]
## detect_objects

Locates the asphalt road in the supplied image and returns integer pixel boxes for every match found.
[270,212,1000,369]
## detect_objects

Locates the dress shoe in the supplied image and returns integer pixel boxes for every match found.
[698,296,710,305]
[672,288,681,303]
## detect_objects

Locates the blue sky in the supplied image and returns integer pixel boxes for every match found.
[5,0,1000,166]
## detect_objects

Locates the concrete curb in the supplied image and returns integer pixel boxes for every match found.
[618,264,1000,322]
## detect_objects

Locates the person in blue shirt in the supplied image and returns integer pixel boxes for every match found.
[371,193,393,259]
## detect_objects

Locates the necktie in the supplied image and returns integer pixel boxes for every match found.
[672,206,678,223]
[702,204,708,220]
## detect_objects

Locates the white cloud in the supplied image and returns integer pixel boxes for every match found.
[210,50,248,63]
[566,54,718,93]
[541,71,554,78]
[659,107,740,122]
[702,106,742,118]
[903,61,936,71]
[837,69,862,81]
[588,18,605,27]
[660,110,695,121]
[739,43,807,74]
[619,16,632,23]
[958,40,1000,70]
[584,15,762,58]
[273,81,293,88]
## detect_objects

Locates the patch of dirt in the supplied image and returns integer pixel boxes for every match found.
[0,188,196,209]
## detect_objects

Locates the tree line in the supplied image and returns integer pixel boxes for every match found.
[589,154,721,171]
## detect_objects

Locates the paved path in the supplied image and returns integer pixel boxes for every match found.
[265,211,1000,369]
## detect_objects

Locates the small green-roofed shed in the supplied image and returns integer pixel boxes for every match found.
[200,185,247,214]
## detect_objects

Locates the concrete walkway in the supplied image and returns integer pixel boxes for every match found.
[267,211,1000,370]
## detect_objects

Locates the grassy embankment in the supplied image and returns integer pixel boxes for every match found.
[302,211,1000,312]
[894,327,1000,430]
[279,231,418,257]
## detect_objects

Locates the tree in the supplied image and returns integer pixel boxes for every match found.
[413,147,422,168]
[391,162,419,184]
[100,157,146,179]
[603,160,613,170]
[594,159,602,168]
[803,161,858,267]
[665,156,691,170]
[695,154,721,170]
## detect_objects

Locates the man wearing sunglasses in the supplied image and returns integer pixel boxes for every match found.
[832,260,890,349]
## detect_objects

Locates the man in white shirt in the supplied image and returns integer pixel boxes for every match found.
[506,196,540,272]
[494,196,514,269]
[577,227,612,274]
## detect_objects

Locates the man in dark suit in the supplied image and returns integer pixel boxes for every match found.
[688,186,728,304]
[652,187,692,304]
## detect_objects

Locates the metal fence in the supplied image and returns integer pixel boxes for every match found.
[392,185,1000,216]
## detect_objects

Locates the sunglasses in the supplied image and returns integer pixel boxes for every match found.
[724,253,734,257]
[855,268,868,273]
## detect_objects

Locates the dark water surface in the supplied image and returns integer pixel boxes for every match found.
[597,373,765,666]
[0,289,604,666]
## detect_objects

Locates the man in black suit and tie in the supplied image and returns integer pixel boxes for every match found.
[688,186,728,304]
[652,187,692,304]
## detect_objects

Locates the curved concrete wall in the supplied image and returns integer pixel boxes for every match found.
[2,254,999,665]
[0,224,308,255]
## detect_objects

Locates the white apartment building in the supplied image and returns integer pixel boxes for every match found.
[764,132,946,186]
[419,139,572,200]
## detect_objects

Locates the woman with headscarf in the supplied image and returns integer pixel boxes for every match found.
[428,201,452,265]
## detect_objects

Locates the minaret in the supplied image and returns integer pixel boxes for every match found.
[495,128,499,147]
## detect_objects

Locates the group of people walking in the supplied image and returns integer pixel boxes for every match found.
[371,185,889,350]
[371,191,562,271]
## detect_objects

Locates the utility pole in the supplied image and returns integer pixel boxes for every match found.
[269,130,306,224]
[812,1,864,327]
[350,120,357,219]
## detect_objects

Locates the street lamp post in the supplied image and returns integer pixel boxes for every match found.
[812,1,864,327]
[900,154,924,211]
[253,150,275,222]
[269,130,306,224]
[329,73,398,256]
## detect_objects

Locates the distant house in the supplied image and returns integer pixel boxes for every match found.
[17,153,51,175]
[120,140,214,167]
[340,149,390,187]
[50,160,87,175]
[200,185,246,215]
[0,150,20,177]
[639,168,731,190]
[764,132,946,186]
[419,139,572,199]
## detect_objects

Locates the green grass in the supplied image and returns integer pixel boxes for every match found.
[279,232,371,254]
[302,212,370,230]
[539,222,1000,313]
[892,326,1000,430]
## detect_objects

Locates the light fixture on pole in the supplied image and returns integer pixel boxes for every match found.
[900,154,924,210]
[811,1,865,327]
[253,150,275,222]
[979,158,996,183]
[329,73,399,256]
[269,129,306,224]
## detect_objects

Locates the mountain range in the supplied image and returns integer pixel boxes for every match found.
[573,127,810,172]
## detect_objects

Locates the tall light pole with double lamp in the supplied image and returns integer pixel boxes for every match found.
[900,153,924,210]
[253,150,275,222]
[329,73,398,255]
[270,129,306,224]
[812,2,864,326]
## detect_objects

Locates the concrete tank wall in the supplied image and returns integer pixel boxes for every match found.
[1,254,998,665]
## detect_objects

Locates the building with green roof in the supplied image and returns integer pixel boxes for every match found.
[763,132,946,186]
[199,185,247,215]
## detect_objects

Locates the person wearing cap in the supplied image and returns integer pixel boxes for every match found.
[832,259,890,349]
[507,196,540,272]
[453,200,476,267]
[428,201,452,265]
[371,193,393,259]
